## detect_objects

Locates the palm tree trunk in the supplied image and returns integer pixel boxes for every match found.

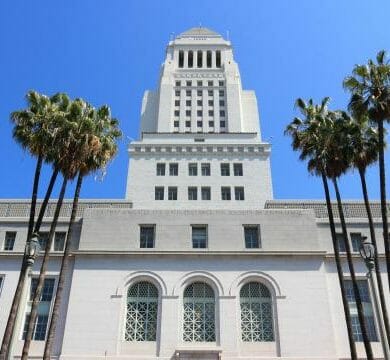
[332,177,374,359]
[34,167,59,233]
[0,155,43,359]
[359,167,390,340]
[321,172,357,359]
[44,174,83,359]
[21,178,67,360]
[378,120,390,289]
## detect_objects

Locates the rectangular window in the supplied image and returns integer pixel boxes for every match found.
[208,121,214,127]
[175,90,180,97]
[235,187,245,200]
[175,80,181,86]
[216,50,221,67]
[155,187,164,200]
[221,187,231,200]
[197,80,202,86]
[156,163,166,176]
[208,90,213,96]
[219,100,225,106]
[221,163,230,176]
[186,110,191,117]
[208,110,214,116]
[140,226,155,248]
[186,90,191,97]
[336,233,346,253]
[197,90,202,96]
[219,90,224,97]
[197,100,202,106]
[201,163,210,176]
[208,81,213,87]
[186,100,191,107]
[188,51,193,68]
[207,50,212,68]
[201,187,211,200]
[23,278,55,341]
[192,226,207,248]
[53,232,66,251]
[175,100,180,106]
[220,110,225,117]
[174,120,179,127]
[169,163,178,176]
[168,187,177,200]
[219,81,224,86]
[174,110,180,117]
[233,163,243,176]
[188,187,197,200]
[4,232,16,251]
[208,100,213,106]
[179,50,184,68]
[220,121,226,128]
[197,50,203,68]
[244,226,260,248]
[186,81,192,87]
[351,233,363,252]
[189,163,198,176]
[344,280,378,342]
[185,121,191,127]
[197,121,203,127]
[197,110,203,117]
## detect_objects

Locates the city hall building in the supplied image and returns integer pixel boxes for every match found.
[0,27,388,359]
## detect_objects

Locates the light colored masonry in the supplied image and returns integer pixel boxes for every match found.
[0,27,388,360]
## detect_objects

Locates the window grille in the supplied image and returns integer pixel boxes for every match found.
[240,282,274,342]
[168,187,177,200]
[183,282,215,342]
[125,282,158,341]
[344,280,378,342]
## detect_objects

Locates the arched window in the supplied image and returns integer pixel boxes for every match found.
[240,282,274,342]
[183,282,215,342]
[125,281,158,341]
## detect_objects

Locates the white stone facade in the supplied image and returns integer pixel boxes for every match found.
[0,28,389,360]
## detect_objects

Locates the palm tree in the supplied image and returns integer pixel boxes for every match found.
[0,91,62,359]
[343,50,390,289]
[43,101,122,359]
[345,115,390,340]
[285,98,358,360]
[21,95,73,359]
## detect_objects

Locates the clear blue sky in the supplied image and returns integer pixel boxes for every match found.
[0,0,389,200]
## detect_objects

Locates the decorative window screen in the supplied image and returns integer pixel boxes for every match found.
[183,282,215,342]
[240,282,274,342]
[125,282,158,341]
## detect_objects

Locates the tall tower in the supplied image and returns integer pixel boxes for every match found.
[126,27,273,209]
